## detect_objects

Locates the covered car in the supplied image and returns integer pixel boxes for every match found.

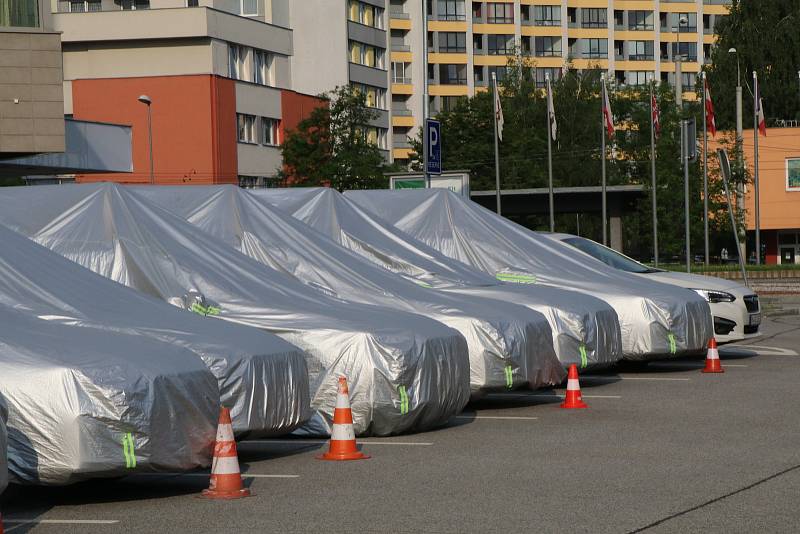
[0,304,219,485]
[255,187,622,370]
[0,184,470,436]
[0,222,310,438]
[346,188,713,360]
[134,185,565,393]
[543,233,761,343]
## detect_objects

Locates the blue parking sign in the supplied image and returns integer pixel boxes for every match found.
[426,119,441,175]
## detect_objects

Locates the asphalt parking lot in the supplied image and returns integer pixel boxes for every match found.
[4,313,800,533]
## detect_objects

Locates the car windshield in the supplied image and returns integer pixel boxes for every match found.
[562,237,658,274]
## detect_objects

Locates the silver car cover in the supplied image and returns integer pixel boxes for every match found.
[0,184,469,436]
[0,397,7,494]
[134,185,565,393]
[0,304,219,485]
[255,187,622,369]
[347,189,713,360]
[0,222,310,438]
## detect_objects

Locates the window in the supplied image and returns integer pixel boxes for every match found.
[1,0,40,26]
[254,50,273,85]
[675,12,697,32]
[787,159,800,190]
[237,114,257,144]
[441,96,465,112]
[261,118,280,146]
[626,71,653,86]
[228,44,248,80]
[119,0,150,10]
[488,66,507,83]
[672,42,697,61]
[437,0,465,21]
[187,0,198,5]
[628,10,652,30]
[392,62,411,84]
[629,40,654,61]
[679,72,696,88]
[473,66,484,84]
[348,0,384,28]
[471,1,481,20]
[473,34,483,51]
[535,67,561,88]
[534,36,561,57]
[581,8,606,28]
[488,34,513,55]
[613,10,623,27]
[487,2,513,24]
[353,83,386,109]
[585,38,607,58]
[360,126,387,149]
[439,64,467,85]
[67,0,100,12]
[439,32,466,53]
[241,0,257,16]
[534,5,560,26]
[349,41,384,68]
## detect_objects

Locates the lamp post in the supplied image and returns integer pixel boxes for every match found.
[137,94,154,185]
[728,47,745,260]
[675,16,688,107]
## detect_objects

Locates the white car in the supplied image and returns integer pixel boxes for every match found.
[543,233,761,344]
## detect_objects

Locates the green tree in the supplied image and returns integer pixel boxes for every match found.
[706,0,800,129]
[280,85,390,191]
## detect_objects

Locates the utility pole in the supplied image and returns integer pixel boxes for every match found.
[729,47,745,261]
[601,74,607,246]
[683,119,691,273]
[702,72,709,266]
[422,0,430,188]
[649,81,658,266]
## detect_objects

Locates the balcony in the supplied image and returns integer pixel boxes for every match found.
[392,44,411,52]
[390,11,410,19]
[392,109,412,116]
[629,55,654,61]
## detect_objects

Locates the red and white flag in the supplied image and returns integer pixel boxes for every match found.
[546,75,557,141]
[602,79,614,138]
[755,73,766,137]
[493,73,504,142]
[704,77,716,137]
[651,89,661,139]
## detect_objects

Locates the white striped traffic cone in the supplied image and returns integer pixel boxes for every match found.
[317,376,369,461]
[560,364,588,409]
[200,407,251,499]
[702,337,724,373]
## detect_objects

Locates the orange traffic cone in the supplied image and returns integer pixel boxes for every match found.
[560,364,588,409]
[702,337,724,373]
[200,407,251,500]
[317,377,369,461]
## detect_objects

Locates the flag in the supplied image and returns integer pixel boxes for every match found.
[602,79,614,138]
[493,73,504,142]
[546,75,557,141]
[755,74,767,136]
[651,89,660,139]
[704,77,716,137]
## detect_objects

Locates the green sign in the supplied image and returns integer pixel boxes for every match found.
[394,179,426,190]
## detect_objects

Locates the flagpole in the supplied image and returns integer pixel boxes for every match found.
[753,71,761,265]
[493,72,502,216]
[601,74,607,246]
[650,81,658,266]
[703,72,709,266]
[546,74,554,232]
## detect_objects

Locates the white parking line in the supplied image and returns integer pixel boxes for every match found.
[245,439,433,446]
[583,375,690,382]
[5,520,119,525]
[131,473,299,479]
[722,345,798,356]
[455,415,539,420]
[648,362,749,369]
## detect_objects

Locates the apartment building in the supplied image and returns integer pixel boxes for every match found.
[1,0,64,158]
[289,0,391,156]
[388,0,731,165]
[53,0,323,186]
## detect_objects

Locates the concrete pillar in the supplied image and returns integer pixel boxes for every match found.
[610,215,623,253]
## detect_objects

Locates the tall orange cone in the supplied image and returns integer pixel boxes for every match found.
[702,337,724,373]
[200,407,251,499]
[560,364,588,409]
[317,377,369,461]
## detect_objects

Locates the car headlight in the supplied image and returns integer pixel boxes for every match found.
[691,289,736,303]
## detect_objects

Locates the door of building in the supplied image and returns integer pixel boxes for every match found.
[780,247,796,265]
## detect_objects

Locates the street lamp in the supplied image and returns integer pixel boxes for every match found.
[137,94,154,185]
[675,15,688,107]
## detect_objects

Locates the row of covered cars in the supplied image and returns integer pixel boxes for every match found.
[0,184,753,487]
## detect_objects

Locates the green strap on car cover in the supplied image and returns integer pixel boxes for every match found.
[190,302,221,317]
[495,272,537,284]
[122,433,136,469]
[579,344,588,368]
[668,333,677,354]
[504,365,513,388]
[397,385,409,415]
